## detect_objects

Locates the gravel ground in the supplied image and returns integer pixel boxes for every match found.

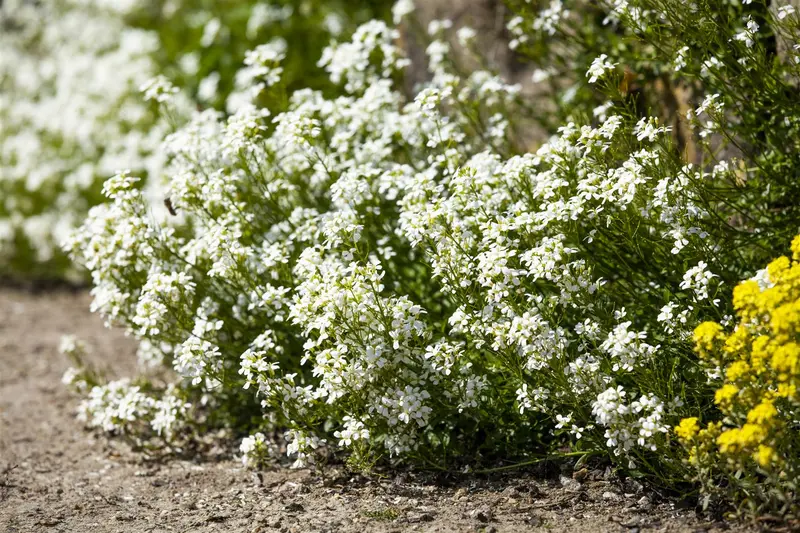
[0,287,758,533]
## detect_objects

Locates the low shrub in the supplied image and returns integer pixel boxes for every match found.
[55,0,800,521]
[62,2,778,477]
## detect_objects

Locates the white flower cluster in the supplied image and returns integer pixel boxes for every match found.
[507,0,570,50]
[533,0,570,36]
[78,379,153,433]
[680,261,718,302]
[591,386,669,462]
[73,374,189,439]
[1,0,385,279]
[586,54,617,83]
[140,75,180,103]
[0,0,168,273]
[240,432,278,467]
[317,20,411,94]
[65,2,776,472]
[732,16,759,49]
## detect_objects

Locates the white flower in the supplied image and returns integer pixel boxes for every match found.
[427,19,453,36]
[592,387,668,456]
[700,56,723,77]
[242,39,287,87]
[531,68,553,83]
[457,27,477,47]
[240,432,276,467]
[750,268,773,291]
[392,0,415,24]
[334,416,370,447]
[247,4,293,38]
[151,387,189,439]
[680,261,717,301]
[600,322,658,372]
[533,0,569,36]
[318,20,409,93]
[673,46,690,72]
[732,16,759,48]
[61,367,84,389]
[586,54,617,84]
[778,5,796,19]
[140,75,179,103]
[78,379,154,433]
[59,335,87,358]
[200,18,222,47]
[633,117,671,142]
[516,385,533,414]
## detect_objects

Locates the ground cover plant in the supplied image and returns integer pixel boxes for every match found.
[0,0,165,279]
[0,0,387,280]
[5,0,797,524]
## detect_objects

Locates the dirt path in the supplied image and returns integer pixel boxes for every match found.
[0,288,755,533]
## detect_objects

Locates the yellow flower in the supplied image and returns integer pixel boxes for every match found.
[776,382,797,399]
[753,445,776,468]
[694,321,724,358]
[738,423,766,447]
[791,235,800,261]
[746,399,777,425]
[784,263,800,289]
[714,384,739,407]
[733,280,761,319]
[680,235,800,497]
[702,421,721,434]
[725,360,750,382]
[749,335,772,373]
[771,301,800,338]
[757,285,789,316]
[717,428,741,454]
[771,342,800,377]
[718,423,766,454]
[767,256,791,284]
[675,417,700,441]
[723,326,749,357]
[687,447,700,467]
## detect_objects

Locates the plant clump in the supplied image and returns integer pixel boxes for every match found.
[677,236,800,517]
[44,0,800,522]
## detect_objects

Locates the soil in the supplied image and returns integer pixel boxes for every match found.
[0,287,758,533]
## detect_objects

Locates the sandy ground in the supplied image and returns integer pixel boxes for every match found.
[0,287,758,533]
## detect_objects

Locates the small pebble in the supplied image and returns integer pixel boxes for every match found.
[559,475,582,492]
[468,508,492,523]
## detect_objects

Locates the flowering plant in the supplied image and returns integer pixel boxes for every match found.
[0,0,387,280]
[50,0,800,521]
[0,0,164,279]
[677,236,800,517]
[61,3,781,482]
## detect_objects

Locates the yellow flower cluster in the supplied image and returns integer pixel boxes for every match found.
[674,417,700,440]
[677,235,800,474]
